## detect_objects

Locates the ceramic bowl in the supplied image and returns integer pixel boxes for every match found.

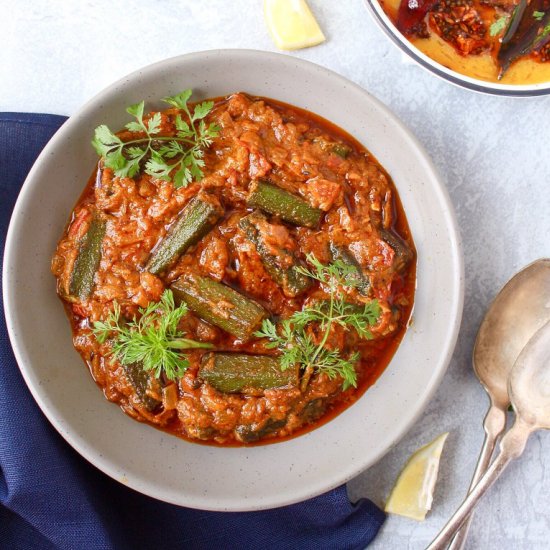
[3,49,463,511]
[365,0,550,97]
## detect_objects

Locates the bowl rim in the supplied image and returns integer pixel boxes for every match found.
[364,0,550,97]
[3,48,464,510]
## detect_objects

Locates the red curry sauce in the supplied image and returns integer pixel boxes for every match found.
[51,93,416,445]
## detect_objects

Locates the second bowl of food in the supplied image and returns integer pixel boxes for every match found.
[3,49,463,510]
[366,0,550,96]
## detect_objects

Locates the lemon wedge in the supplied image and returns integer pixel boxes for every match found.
[385,432,449,521]
[264,0,326,51]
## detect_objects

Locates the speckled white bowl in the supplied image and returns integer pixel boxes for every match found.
[3,49,463,511]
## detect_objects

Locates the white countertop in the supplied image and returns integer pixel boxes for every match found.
[2,1,549,548]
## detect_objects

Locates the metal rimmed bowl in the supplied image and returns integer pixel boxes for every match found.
[3,49,463,511]
[365,0,550,97]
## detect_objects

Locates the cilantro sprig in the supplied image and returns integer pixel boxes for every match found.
[91,89,220,188]
[255,254,380,390]
[92,289,213,381]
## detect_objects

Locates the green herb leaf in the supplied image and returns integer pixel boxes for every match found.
[124,158,142,179]
[104,149,127,172]
[91,125,121,157]
[295,252,368,295]
[173,166,190,189]
[175,115,193,136]
[91,89,218,187]
[145,150,173,181]
[126,101,145,120]
[92,289,213,381]
[163,89,193,111]
[125,121,144,133]
[255,255,381,390]
[159,140,184,159]
[490,15,509,36]
[146,112,162,135]
[192,101,215,121]
[533,10,545,20]
[126,146,145,159]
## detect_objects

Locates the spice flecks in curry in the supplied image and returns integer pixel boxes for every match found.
[51,92,416,446]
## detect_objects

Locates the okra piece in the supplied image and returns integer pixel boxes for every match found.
[247,180,322,228]
[146,194,223,275]
[199,352,299,393]
[379,228,414,274]
[332,144,351,159]
[239,211,311,297]
[123,362,161,412]
[329,242,371,296]
[235,417,287,443]
[171,273,267,341]
[69,213,106,300]
[301,398,327,423]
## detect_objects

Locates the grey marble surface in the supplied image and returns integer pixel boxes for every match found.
[2,1,549,548]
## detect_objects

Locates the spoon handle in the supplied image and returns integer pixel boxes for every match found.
[446,404,507,550]
[426,418,533,550]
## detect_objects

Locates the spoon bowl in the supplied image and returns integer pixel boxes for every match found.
[474,258,550,408]
[429,319,550,549]
[448,258,550,550]
[510,320,550,427]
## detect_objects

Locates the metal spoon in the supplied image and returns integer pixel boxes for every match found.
[447,258,550,550]
[427,319,550,549]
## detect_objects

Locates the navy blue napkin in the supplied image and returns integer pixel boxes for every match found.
[0,113,386,550]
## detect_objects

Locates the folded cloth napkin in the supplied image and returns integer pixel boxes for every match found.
[0,113,386,550]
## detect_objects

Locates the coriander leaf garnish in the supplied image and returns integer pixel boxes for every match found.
[91,89,220,188]
[490,15,509,37]
[533,10,545,21]
[255,254,380,390]
[294,253,366,294]
[92,289,213,381]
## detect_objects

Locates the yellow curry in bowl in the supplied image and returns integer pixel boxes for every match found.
[379,0,550,84]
